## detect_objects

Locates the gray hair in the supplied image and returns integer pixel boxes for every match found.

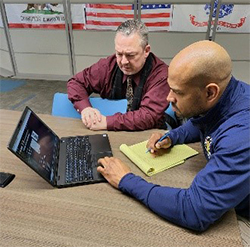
[115,20,149,48]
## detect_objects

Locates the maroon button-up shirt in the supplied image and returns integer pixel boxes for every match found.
[67,52,170,131]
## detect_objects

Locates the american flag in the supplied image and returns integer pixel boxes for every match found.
[141,4,172,31]
[84,3,172,31]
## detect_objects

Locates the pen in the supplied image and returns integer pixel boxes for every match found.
[146,132,170,153]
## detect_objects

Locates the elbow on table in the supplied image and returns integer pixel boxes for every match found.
[156,210,212,232]
[184,220,211,232]
[179,208,222,232]
[165,207,216,232]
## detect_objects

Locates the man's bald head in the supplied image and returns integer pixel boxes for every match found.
[169,40,232,89]
[167,41,233,118]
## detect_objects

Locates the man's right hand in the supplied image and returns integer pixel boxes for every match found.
[146,132,172,154]
[81,107,102,129]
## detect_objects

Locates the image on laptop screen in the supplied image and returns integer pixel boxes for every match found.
[11,108,59,184]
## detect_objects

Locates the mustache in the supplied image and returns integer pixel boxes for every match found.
[171,103,182,117]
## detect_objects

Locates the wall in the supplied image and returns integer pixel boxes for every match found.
[215,33,250,83]
[0,27,13,75]
[0,0,249,83]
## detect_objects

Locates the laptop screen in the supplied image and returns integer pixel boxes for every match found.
[8,107,60,184]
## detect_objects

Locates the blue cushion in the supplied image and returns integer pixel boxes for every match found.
[51,93,127,118]
[164,103,178,130]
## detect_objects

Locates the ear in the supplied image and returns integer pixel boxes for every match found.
[205,83,220,103]
[144,45,151,58]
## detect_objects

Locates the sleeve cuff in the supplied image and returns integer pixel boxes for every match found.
[118,173,134,190]
[118,173,157,206]
[74,100,92,113]
[106,116,114,130]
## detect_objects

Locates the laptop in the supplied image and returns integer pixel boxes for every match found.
[7,106,113,188]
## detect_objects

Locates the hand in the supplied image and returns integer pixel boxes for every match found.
[81,107,102,128]
[97,157,131,188]
[89,116,107,130]
[146,132,172,154]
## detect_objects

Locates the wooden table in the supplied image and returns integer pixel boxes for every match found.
[0,109,243,247]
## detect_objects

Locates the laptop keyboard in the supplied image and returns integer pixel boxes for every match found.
[65,136,94,184]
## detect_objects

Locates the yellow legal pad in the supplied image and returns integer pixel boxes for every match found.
[120,140,199,176]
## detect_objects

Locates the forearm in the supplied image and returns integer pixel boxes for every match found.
[106,109,161,131]
[67,58,112,112]
[169,119,201,145]
[119,151,250,232]
[119,173,207,231]
[67,73,92,112]
[107,86,169,131]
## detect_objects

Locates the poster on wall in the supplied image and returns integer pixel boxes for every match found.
[171,2,250,33]
[5,3,65,29]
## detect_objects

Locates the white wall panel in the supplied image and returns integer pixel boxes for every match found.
[215,33,250,83]
[0,28,9,51]
[232,61,250,83]
[10,29,69,54]
[15,53,70,75]
[215,33,250,61]
[0,49,13,71]
[150,32,206,59]
[73,31,207,67]
[153,60,250,84]
[73,31,207,60]
[75,55,106,73]
[73,30,115,74]
[73,30,115,56]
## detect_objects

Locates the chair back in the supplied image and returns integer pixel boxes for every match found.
[51,93,127,118]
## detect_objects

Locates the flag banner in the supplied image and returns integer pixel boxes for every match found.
[5,3,65,29]
[83,3,173,32]
[140,4,172,32]
[83,3,134,31]
[171,2,250,33]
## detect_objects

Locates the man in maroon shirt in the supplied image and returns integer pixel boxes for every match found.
[67,20,171,131]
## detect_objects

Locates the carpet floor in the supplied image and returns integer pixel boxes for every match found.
[0,77,67,114]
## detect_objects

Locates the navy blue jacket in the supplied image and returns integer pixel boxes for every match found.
[119,76,250,231]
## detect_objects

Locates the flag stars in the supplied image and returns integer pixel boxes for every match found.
[141,4,171,9]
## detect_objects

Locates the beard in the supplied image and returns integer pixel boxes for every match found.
[171,103,182,117]
[172,102,207,119]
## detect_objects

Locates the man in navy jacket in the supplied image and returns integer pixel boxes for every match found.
[97,40,250,231]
